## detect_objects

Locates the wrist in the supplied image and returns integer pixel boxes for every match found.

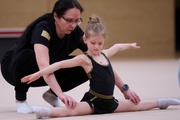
[121,84,129,92]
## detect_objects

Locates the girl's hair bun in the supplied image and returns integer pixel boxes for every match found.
[88,15,100,24]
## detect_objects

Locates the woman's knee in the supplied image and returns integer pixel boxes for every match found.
[17,49,36,61]
[13,49,38,81]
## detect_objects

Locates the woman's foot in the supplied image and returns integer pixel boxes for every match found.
[16,100,33,114]
[42,89,62,107]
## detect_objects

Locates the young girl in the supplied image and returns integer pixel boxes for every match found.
[21,15,180,119]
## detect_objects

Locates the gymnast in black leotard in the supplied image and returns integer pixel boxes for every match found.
[81,52,118,114]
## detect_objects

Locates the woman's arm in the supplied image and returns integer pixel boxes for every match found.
[23,44,84,109]
[34,44,75,108]
[103,43,140,58]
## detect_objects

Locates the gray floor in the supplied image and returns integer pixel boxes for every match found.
[0,58,180,120]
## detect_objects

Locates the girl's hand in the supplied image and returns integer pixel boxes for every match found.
[58,93,77,109]
[130,43,140,49]
[123,89,141,104]
[21,72,41,84]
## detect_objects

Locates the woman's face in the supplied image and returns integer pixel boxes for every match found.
[54,8,81,35]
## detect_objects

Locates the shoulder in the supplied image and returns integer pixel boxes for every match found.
[32,19,54,41]
[101,51,108,57]
[72,26,84,37]
[34,19,53,32]
[75,54,92,73]
[74,26,83,32]
[75,54,91,65]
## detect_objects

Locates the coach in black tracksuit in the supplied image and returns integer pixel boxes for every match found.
[1,0,88,114]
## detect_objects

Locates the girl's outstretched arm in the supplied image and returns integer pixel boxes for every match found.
[103,43,140,58]
[21,55,85,84]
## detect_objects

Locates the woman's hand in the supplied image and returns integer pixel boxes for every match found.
[21,72,41,84]
[123,89,141,104]
[58,93,77,109]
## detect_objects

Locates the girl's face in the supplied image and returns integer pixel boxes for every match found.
[84,35,105,55]
[54,8,81,35]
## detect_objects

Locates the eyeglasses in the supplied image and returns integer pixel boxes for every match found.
[61,16,83,25]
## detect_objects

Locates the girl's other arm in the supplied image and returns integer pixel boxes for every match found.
[114,70,141,104]
[103,43,140,58]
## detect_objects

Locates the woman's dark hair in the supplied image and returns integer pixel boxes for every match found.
[53,0,84,18]
[14,0,83,52]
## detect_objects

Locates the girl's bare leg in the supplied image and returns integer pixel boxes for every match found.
[32,102,94,119]
[114,98,180,113]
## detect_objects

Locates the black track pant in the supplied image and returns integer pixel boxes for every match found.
[1,49,88,101]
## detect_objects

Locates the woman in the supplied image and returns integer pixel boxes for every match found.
[21,14,180,119]
[1,0,140,114]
